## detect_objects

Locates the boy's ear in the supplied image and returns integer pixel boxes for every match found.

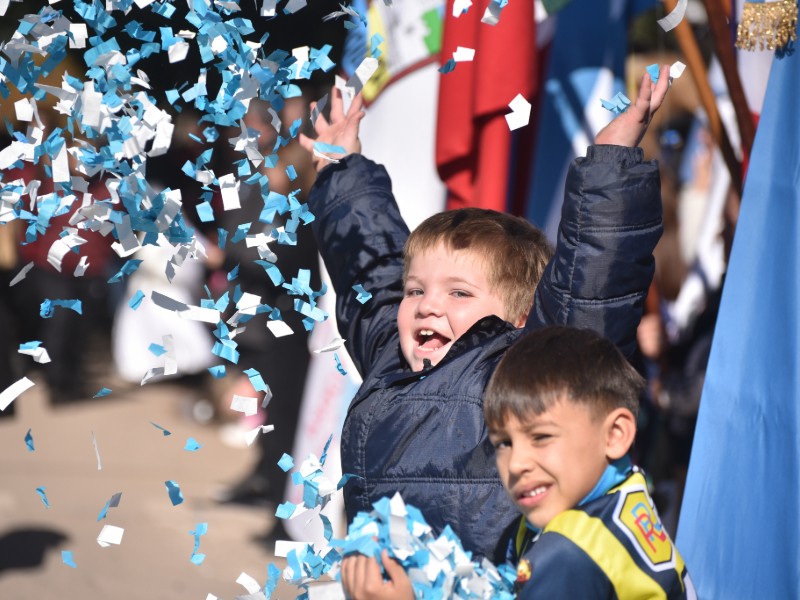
[603,408,636,461]
[512,311,529,328]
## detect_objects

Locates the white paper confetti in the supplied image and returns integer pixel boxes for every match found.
[452,46,475,62]
[505,93,532,131]
[97,524,124,547]
[657,0,687,32]
[0,377,34,411]
[236,571,262,594]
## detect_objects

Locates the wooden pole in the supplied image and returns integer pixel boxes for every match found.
[663,0,742,198]
[702,0,757,159]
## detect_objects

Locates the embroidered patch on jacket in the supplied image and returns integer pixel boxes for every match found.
[612,483,676,571]
[515,557,533,590]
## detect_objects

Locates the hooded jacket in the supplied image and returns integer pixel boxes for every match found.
[307,146,662,562]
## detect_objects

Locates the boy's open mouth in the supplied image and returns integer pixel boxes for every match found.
[415,329,451,351]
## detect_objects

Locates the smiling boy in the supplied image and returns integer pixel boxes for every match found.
[299,66,670,562]
[485,326,695,599]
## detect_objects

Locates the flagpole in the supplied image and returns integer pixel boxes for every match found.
[701,0,757,162]
[664,0,743,198]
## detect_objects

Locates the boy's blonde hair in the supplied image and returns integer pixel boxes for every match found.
[484,326,644,429]
[404,209,553,324]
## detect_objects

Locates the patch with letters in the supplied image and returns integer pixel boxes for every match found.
[612,482,676,572]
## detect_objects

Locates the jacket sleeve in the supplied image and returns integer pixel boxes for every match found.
[527,145,663,358]
[307,154,409,375]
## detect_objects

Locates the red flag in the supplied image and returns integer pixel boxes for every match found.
[436,0,537,211]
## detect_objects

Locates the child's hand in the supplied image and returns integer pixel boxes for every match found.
[299,87,366,173]
[341,550,415,600]
[595,64,671,148]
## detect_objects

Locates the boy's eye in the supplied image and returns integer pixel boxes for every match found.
[489,437,510,450]
[532,434,552,443]
[451,290,471,298]
[405,288,423,297]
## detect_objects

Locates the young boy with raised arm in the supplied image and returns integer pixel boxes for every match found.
[482,325,696,598]
[298,65,670,564]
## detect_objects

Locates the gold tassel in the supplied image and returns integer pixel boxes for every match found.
[736,0,798,51]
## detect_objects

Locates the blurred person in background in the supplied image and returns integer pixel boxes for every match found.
[209,96,321,543]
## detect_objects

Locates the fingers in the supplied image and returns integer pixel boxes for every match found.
[381,551,415,599]
[381,550,404,582]
[341,554,383,600]
[649,64,671,114]
[330,85,345,123]
[347,92,364,118]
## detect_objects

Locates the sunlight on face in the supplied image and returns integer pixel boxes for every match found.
[397,243,511,371]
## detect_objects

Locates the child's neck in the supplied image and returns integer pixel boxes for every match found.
[578,455,632,507]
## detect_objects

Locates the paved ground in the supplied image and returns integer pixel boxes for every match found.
[0,372,304,600]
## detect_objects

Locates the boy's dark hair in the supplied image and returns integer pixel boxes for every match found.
[404,209,554,324]
[484,326,644,428]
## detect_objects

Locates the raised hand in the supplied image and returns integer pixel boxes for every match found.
[595,64,671,148]
[299,86,366,172]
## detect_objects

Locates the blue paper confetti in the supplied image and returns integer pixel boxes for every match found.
[24,429,34,452]
[93,387,112,398]
[207,365,226,378]
[352,284,372,304]
[150,421,172,436]
[275,501,296,519]
[184,437,203,452]
[61,550,77,569]
[165,480,184,506]
[646,63,660,84]
[277,453,294,472]
[600,91,631,116]
[243,367,267,393]
[265,562,282,598]
[40,299,82,319]
[313,142,346,155]
[107,259,143,283]
[36,486,50,508]
[196,201,214,223]
[189,522,207,565]
[128,290,146,310]
[334,353,347,376]
[148,343,167,357]
[439,58,456,74]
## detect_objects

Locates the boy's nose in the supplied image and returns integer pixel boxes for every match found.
[417,294,443,317]
[508,447,532,477]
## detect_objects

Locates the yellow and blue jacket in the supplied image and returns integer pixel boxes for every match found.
[514,470,696,599]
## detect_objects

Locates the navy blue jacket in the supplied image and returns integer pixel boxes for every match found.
[307,146,662,562]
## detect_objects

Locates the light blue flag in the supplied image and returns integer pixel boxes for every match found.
[676,18,800,599]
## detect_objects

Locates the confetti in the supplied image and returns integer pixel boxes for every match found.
[184,437,203,451]
[657,0,688,32]
[165,480,184,506]
[150,421,172,436]
[505,94,532,131]
[97,524,125,547]
[61,550,77,568]
[36,486,50,508]
[352,284,372,304]
[1,377,35,411]
[97,492,122,521]
[24,429,35,452]
[277,453,294,472]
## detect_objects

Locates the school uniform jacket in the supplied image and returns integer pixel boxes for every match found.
[307,146,663,563]
[515,472,696,599]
